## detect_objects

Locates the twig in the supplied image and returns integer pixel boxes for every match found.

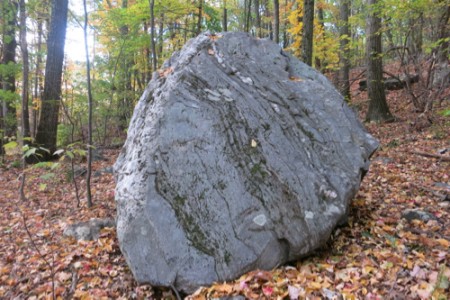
[18,173,27,201]
[14,202,56,300]
[411,183,449,201]
[410,151,450,162]
[170,284,182,300]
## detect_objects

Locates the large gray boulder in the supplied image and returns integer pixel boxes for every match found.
[114,32,379,293]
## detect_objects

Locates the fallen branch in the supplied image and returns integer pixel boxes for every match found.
[410,183,449,201]
[411,151,450,162]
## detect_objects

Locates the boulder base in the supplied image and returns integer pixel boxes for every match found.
[114,32,378,293]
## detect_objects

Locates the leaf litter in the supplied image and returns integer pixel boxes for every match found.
[0,80,449,299]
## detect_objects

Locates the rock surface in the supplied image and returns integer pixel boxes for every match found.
[114,32,379,293]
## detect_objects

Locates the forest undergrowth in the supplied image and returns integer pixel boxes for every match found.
[0,72,449,299]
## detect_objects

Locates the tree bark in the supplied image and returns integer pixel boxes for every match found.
[223,0,228,32]
[315,2,324,70]
[149,0,157,72]
[19,0,30,141]
[365,0,394,122]
[301,0,314,66]
[83,0,93,207]
[282,0,289,48]
[34,0,68,159]
[338,0,351,101]
[197,0,203,35]
[436,2,450,63]
[32,18,44,139]
[0,0,18,155]
[273,0,279,43]
[254,0,261,37]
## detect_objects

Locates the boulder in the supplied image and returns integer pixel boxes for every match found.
[114,32,379,293]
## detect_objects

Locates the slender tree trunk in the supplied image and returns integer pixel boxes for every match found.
[301,0,314,66]
[365,0,393,122]
[223,0,228,32]
[436,3,450,63]
[34,0,68,159]
[32,19,44,139]
[19,0,30,141]
[83,0,93,207]
[338,0,351,101]
[0,0,18,155]
[315,3,324,70]
[245,0,252,33]
[408,14,424,58]
[273,0,279,44]
[254,0,261,37]
[118,0,132,132]
[282,0,289,48]
[197,0,203,35]
[143,22,152,82]
[158,12,164,67]
[149,0,157,71]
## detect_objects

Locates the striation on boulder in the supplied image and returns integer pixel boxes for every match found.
[114,32,379,293]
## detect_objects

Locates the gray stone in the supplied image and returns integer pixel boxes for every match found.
[114,32,379,293]
[63,218,115,240]
[402,209,436,222]
[94,166,114,177]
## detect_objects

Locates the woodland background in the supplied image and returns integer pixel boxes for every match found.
[0,0,449,299]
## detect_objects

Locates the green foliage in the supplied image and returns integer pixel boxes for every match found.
[57,124,72,147]
[203,4,222,32]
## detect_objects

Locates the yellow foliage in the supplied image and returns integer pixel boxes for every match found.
[287,1,340,71]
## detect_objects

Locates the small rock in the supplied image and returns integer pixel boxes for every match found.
[373,156,394,164]
[401,209,436,222]
[434,182,450,190]
[93,166,114,177]
[63,218,115,240]
[92,149,107,161]
[73,166,87,178]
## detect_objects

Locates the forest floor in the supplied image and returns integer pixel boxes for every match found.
[0,77,449,299]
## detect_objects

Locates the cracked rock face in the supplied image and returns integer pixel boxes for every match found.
[114,32,379,293]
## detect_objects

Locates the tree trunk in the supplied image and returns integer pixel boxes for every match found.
[338,0,351,101]
[34,0,68,159]
[158,12,164,67]
[273,0,279,43]
[117,0,133,132]
[19,0,30,141]
[301,0,314,66]
[282,0,289,48]
[315,3,324,70]
[83,0,93,207]
[436,2,450,63]
[223,0,228,32]
[246,0,252,33]
[365,0,394,122]
[32,18,44,139]
[0,0,18,155]
[408,14,424,58]
[197,0,203,35]
[254,0,261,37]
[149,0,157,71]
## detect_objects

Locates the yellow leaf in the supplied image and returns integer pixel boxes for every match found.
[436,238,450,248]
[289,76,303,82]
[251,139,257,148]
[309,281,322,290]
